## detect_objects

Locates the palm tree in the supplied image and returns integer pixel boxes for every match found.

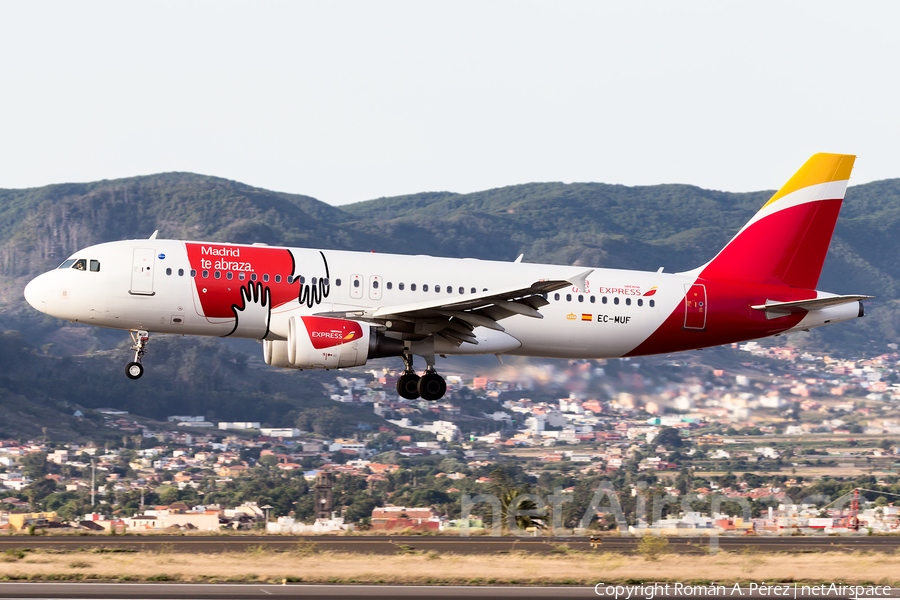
[499,488,547,533]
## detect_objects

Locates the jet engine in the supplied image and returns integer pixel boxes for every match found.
[264,316,404,370]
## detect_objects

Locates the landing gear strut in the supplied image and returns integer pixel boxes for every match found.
[395,352,447,401]
[396,353,420,400]
[125,330,149,380]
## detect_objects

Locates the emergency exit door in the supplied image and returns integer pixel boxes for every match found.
[683,283,707,330]
[130,248,156,295]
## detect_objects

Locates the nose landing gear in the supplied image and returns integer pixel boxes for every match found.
[125,330,149,380]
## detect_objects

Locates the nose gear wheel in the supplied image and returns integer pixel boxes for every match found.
[126,330,149,380]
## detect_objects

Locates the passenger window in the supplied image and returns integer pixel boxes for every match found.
[471,288,476,294]
[566,294,572,302]
[614,297,619,305]
[386,282,392,290]
[214,271,221,279]
[58,259,76,269]
[335,279,341,286]
[637,299,643,307]
[650,299,655,308]
[226,272,233,280]
[590,296,595,303]
[459,287,464,294]
[312,277,317,285]
[423,284,429,292]
[263,274,269,282]
[249,272,255,281]
[435,285,440,293]
[625,298,631,306]
[190,269,197,277]
[202,270,209,278]
[554,293,560,301]
[72,259,87,271]
[353,279,360,288]
[411,283,417,291]
[602,297,607,304]
[166,268,172,276]
[274,275,281,283]
[373,280,379,289]
[238,272,245,281]
[178,268,184,277]
[287,276,293,284]
[578,295,583,303]
[448,286,452,294]
[399,282,404,290]
[299,276,305,284]
[90,260,101,272]
[322,278,329,286]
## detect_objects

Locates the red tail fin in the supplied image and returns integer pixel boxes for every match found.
[697,153,855,289]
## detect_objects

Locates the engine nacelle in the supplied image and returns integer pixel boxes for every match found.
[263,339,294,368]
[265,317,405,369]
[287,316,371,369]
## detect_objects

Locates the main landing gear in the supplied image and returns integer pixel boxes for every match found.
[395,353,447,401]
[125,330,149,380]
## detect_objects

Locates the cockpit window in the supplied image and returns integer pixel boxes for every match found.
[72,259,87,271]
[90,260,100,272]
[58,259,76,269]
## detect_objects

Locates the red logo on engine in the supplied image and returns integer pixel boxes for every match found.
[301,317,363,349]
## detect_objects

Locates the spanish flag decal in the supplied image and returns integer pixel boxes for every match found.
[581,314,592,321]
[643,287,658,297]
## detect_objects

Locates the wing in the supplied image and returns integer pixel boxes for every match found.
[316,269,593,347]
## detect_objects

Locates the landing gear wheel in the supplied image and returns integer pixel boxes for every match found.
[418,372,447,401]
[397,373,421,400]
[126,330,149,381]
[125,362,144,380]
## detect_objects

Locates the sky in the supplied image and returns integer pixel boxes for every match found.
[1,1,898,205]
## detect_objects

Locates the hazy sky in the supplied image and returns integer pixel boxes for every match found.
[1,1,897,205]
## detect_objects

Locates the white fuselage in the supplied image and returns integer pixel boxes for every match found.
[24,239,687,359]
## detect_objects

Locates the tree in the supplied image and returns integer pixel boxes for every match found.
[21,452,48,480]
[259,455,279,468]
[656,428,683,449]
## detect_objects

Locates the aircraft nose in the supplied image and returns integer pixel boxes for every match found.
[24,274,50,313]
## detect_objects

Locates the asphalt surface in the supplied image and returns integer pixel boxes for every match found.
[0,584,898,600]
[0,535,899,555]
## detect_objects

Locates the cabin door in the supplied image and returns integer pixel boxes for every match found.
[130,248,156,296]
[683,283,707,330]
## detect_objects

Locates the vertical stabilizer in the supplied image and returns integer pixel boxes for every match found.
[697,153,855,289]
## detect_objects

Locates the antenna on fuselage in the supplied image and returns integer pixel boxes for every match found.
[148,230,159,240]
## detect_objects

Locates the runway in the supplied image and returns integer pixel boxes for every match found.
[0,535,898,555]
[0,583,595,599]
[0,583,897,600]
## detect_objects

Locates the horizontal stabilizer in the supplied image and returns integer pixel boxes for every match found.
[751,295,873,319]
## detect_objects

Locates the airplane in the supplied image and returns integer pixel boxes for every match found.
[23,153,872,401]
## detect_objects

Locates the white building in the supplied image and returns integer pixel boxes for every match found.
[218,422,260,430]
[260,428,301,438]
